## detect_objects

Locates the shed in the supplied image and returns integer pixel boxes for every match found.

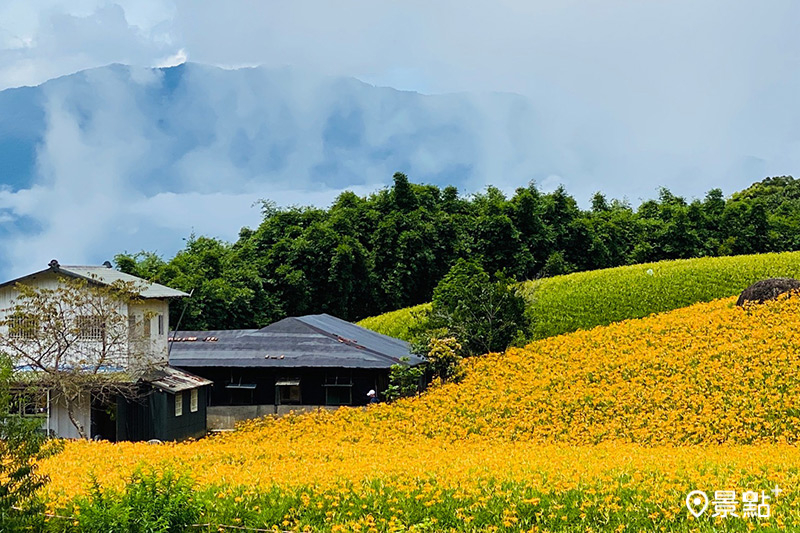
[168,313,423,428]
[115,367,212,442]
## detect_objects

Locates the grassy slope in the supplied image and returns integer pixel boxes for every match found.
[356,302,430,340]
[522,251,800,339]
[358,251,800,341]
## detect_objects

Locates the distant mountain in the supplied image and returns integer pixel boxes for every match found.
[0,62,543,195]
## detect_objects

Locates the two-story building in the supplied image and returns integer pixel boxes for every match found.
[0,260,211,441]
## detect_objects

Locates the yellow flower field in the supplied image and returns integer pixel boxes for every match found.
[41,294,800,531]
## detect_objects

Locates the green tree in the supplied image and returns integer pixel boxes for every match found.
[510,184,550,275]
[115,173,800,332]
[0,355,54,530]
[391,172,419,212]
[430,260,528,356]
[384,359,425,401]
[0,278,157,439]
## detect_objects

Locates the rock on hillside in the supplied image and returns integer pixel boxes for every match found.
[736,277,800,306]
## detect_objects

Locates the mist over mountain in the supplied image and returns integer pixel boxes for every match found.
[1,63,550,193]
[0,62,549,278]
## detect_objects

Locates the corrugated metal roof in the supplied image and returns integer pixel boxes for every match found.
[0,263,189,299]
[142,366,212,393]
[169,313,423,369]
[58,266,189,298]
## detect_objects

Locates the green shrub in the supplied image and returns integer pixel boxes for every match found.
[58,468,200,533]
[0,356,55,532]
[425,337,465,383]
[384,359,426,401]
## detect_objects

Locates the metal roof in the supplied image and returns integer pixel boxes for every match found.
[0,262,189,299]
[169,313,423,369]
[142,366,213,394]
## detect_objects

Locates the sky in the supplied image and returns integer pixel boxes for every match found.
[1,1,800,278]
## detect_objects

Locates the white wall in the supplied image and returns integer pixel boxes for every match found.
[128,299,170,364]
[44,393,91,440]
[0,271,172,367]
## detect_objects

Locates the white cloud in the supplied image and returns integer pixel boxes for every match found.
[155,47,186,68]
[0,1,177,90]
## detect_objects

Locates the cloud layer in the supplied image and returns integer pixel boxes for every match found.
[1,1,800,279]
[0,63,548,278]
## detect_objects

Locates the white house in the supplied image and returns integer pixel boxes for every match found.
[0,259,210,441]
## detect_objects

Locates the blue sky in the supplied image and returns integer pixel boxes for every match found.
[1,1,799,278]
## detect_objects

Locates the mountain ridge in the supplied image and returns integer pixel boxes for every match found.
[0,62,540,195]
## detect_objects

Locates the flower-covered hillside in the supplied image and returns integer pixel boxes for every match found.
[36,294,800,531]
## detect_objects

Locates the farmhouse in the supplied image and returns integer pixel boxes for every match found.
[168,313,424,429]
[0,260,211,441]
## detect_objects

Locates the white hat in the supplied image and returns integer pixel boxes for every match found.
[367,389,376,396]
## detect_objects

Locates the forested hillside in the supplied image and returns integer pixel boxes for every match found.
[116,173,800,330]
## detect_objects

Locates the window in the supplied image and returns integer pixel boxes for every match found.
[76,316,105,341]
[324,374,353,406]
[8,313,38,339]
[144,317,151,338]
[325,386,352,406]
[12,391,47,417]
[279,386,301,404]
[225,382,257,405]
[158,314,164,336]
[190,389,198,412]
[175,392,183,416]
[275,379,302,405]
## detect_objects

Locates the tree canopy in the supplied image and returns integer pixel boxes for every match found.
[117,174,800,331]
[429,260,528,356]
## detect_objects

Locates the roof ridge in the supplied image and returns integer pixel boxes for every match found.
[294,316,411,365]
[0,265,189,298]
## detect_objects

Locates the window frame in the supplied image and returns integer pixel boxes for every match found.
[12,391,47,417]
[76,315,105,341]
[7,312,39,340]
[190,389,198,413]
[323,372,353,406]
[175,392,183,417]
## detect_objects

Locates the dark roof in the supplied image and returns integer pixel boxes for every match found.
[0,262,188,299]
[168,313,422,369]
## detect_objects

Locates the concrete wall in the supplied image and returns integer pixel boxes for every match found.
[208,404,339,430]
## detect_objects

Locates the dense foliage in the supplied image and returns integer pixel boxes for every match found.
[427,260,528,356]
[0,356,53,531]
[39,294,800,531]
[51,469,200,533]
[117,174,800,330]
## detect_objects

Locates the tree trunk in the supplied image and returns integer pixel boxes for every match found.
[62,390,88,439]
